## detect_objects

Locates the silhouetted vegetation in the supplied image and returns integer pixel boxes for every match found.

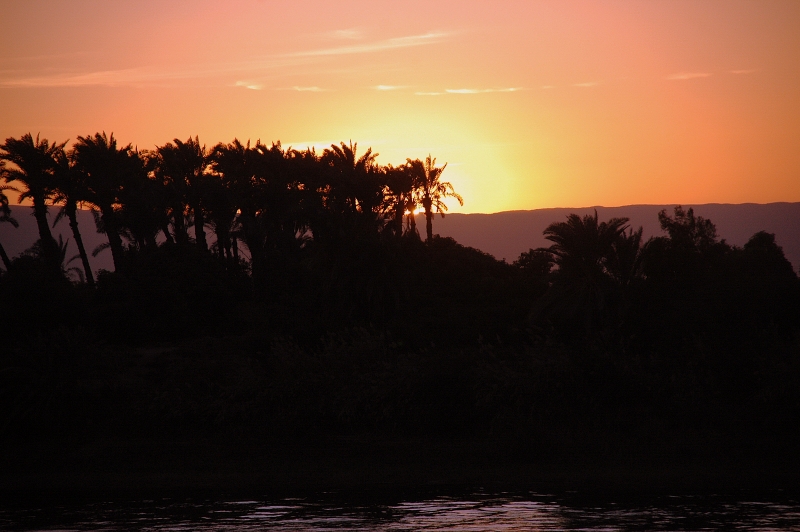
[2,132,800,491]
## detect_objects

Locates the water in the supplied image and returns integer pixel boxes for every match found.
[3,491,800,531]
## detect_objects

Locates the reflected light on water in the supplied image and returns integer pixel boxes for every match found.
[2,492,800,531]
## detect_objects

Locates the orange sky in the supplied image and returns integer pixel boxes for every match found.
[2,0,799,213]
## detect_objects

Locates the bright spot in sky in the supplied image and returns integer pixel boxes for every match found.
[2,0,800,212]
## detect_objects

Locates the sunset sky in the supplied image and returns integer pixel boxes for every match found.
[2,0,799,214]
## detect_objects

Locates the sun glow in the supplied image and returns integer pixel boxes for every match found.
[2,1,800,212]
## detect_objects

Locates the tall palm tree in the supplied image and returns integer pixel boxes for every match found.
[116,148,167,252]
[155,137,210,250]
[408,154,462,241]
[70,132,132,272]
[209,139,266,277]
[320,141,384,231]
[50,146,94,285]
[0,183,19,270]
[384,163,413,237]
[0,133,64,266]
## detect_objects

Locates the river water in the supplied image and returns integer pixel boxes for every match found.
[3,491,799,531]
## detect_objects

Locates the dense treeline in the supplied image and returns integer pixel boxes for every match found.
[2,132,800,476]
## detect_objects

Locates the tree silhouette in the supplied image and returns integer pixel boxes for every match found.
[51,146,94,285]
[0,133,64,268]
[0,183,19,270]
[155,137,210,250]
[210,139,272,288]
[116,148,167,252]
[657,205,718,251]
[543,211,629,284]
[407,155,462,241]
[384,163,414,237]
[536,211,631,336]
[318,141,387,239]
[70,132,133,272]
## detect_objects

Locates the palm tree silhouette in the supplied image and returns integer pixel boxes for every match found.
[538,211,630,334]
[0,133,64,266]
[407,155,462,241]
[70,132,132,272]
[543,211,629,285]
[116,148,167,251]
[0,183,19,270]
[323,142,382,218]
[51,146,94,285]
[210,138,267,278]
[155,137,210,250]
[384,163,413,237]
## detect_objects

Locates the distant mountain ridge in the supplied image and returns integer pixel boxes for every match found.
[2,203,799,274]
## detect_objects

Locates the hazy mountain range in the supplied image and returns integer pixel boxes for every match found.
[2,203,799,275]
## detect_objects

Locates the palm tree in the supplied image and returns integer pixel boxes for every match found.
[408,154,462,241]
[0,133,64,266]
[155,137,210,250]
[51,146,94,285]
[70,132,132,272]
[319,141,385,235]
[115,148,167,252]
[543,211,630,285]
[209,139,257,259]
[537,211,630,334]
[384,163,413,237]
[0,183,19,270]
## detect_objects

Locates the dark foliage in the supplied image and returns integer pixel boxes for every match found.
[2,132,800,479]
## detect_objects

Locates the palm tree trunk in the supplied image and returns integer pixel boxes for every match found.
[0,241,11,270]
[407,199,418,238]
[32,199,54,243]
[161,224,174,245]
[194,207,208,251]
[422,196,433,241]
[32,198,59,265]
[99,205,125,272]
[394,198,403,236]
[172,204,188,244]
[66,204,94,285]
[239,215,267,296]
[422,211,432,242]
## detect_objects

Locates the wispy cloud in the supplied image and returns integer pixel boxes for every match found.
[0,61,297,88]
[445,87,522,94]
[284,31,449,58]
[415,91,443,96]
[331,29,363,40]
[540,85,556,89]
[667,72,712,80]
[287,86,327,92]
[573,81,599,87]
[0,30,450,89]
[374,85,408,91]
[0,67,159,88]
[235,80,263,90]
[730,69,757,75]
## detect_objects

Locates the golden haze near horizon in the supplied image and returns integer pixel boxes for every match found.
[2,0,799,214]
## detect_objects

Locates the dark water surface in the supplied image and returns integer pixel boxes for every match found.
[3,491,800,531]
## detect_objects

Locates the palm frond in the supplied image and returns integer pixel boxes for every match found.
[92,241,111,257]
